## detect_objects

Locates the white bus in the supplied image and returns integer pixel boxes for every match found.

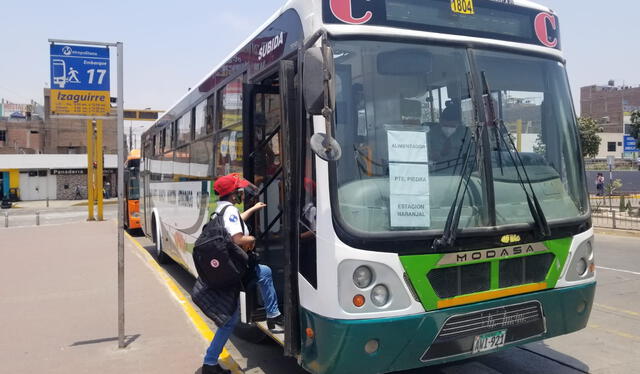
[141,1,595,373]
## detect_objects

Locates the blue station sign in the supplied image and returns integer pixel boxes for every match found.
[49,44,111,116]
[50,44,110,91]
[623,135,639,152]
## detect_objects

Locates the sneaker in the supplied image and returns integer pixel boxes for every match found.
[202,364,231,374]
[267,314,284,332]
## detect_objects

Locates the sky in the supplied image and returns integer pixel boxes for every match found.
[1,0,638,118]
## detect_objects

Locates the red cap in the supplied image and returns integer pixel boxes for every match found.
[214,173,250,197]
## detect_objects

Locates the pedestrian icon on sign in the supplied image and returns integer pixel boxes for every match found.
[67,68,81,84]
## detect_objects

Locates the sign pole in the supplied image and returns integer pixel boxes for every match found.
[96,120,104,221]
[48,38,124,350]
[116,41,125,349]
[86,120,95,221]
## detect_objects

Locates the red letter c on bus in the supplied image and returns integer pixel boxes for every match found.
[534,12,558,48]
[330,0,373,25]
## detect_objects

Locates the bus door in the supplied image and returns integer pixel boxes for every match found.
[242,60,300,356]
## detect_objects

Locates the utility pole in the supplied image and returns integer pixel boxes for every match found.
[129,123,132,152]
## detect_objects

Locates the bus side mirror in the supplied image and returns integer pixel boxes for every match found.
[304,46,342,161]
[303,47,327,115]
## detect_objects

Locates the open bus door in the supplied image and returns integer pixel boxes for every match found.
[241,60,301,356]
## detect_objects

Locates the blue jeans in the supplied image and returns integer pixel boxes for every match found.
[256,264,281,319]
[203,307,239,365]
[203,265,280,365]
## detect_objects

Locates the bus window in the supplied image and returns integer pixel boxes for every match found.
[177,112,192,146]
[160,128,167,153]
[194,100,207,139]
[215,125,243,177]
[218,76,243,129]
[190,137,214,178]
[206,94,216,133]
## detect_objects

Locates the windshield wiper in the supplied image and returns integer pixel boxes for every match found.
[480,72,551,238]
[433,73,482,250]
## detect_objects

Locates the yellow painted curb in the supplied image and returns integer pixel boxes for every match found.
[125,232,243,374]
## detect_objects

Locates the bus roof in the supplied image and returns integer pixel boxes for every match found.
[144,0,558,141]
[127,149,141,161]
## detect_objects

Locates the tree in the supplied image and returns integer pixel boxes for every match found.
[630,110,640,143]
[532,133,546,155]
[577,117,602,158]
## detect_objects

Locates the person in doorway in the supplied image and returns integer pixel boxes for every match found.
[595,173,605,196]
[198,173,284,374]
[74,185,82,200]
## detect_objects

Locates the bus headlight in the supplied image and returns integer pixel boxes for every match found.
[371,285,389,307]
[339,260,413,314]
[575,258,588,276]
[565,238,595,282]
[353,266,373,289]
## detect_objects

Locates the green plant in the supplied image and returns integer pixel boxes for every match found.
[620,195,627,211]
[605,179,623,211]
[577,117,603,158]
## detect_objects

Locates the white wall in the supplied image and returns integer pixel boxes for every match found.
[19,173,56,201]
[596,133,625,159]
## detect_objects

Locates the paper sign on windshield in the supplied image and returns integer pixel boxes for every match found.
[387,130,429,163]
[390,195,431,228]
[389,163,430,196]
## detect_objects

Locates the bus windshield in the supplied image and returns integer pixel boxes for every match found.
[331,39,588,237]
[127,159,141,200]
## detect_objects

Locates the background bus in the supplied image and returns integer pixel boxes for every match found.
[124,149,142,233]
[140,1,595,373]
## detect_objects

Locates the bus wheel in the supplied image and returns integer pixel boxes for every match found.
[234,322,266,343]
[153,218,171,264]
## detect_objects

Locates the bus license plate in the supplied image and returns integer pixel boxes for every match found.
[472,330,506,354]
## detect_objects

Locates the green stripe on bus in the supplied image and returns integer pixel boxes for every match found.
[400,237,573,310]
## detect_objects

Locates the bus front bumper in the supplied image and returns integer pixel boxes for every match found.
[300,282,595,374]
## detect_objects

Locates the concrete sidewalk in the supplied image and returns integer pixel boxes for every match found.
[0,221,207,373]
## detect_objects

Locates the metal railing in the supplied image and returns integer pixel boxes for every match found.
[591,195,640,231]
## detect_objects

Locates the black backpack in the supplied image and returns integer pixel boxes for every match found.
[193,206,249,289]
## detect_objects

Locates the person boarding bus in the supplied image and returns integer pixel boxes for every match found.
[195,173,283,374]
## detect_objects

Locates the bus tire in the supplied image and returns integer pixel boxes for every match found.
[152,216,171,264]
[234,322,267,343]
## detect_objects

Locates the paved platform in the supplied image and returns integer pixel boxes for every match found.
[0,221,209,373]
[11,198,118,210]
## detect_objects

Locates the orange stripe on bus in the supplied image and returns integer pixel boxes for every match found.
[437,282,547,309]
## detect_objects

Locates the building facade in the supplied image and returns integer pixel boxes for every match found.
[580,83,640,133]
[0,91,117,155]
[0,154,117,201]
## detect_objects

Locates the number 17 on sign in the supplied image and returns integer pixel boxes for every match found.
[87,69,107,85]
